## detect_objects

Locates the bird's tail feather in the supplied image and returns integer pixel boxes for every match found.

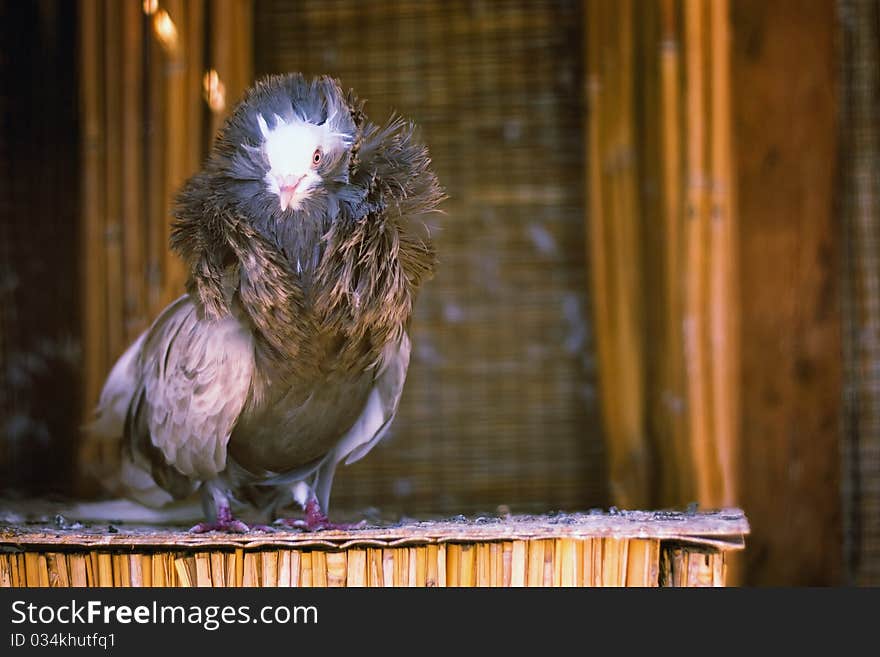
[81,331,181,511]
[62,498,204,524]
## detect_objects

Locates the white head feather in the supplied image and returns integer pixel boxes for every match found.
[257,113,348,211]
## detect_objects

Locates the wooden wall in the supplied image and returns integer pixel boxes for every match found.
[732,0,841,585]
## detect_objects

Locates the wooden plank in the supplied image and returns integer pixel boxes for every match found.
[103,0,125,367]
[436,544,446,588]
[174,555,195,587]
[326,551,347,587]
[732,0,841,586]
[277,551,291,587]
[586,0,649,510]
[160,0,189,304]
[382,548,394,587]
[683,0,715,507]
[209,0,253,139]
[289,551,301,587]
[210,552,226,587]
[585,0,617,511]
[686,550,716,587]
[145,1,166,316]
[185,0,205,170]
[141,555,152,587]
[0,510,749,552]
[47,553,70,587]
[114,554,131,587]
[657,0,692,505]
[459,544,475,587]
[394,546,409,586]
[490,542,502,587]
[0,555,11,587]
[121,0,146,343]
[96,553,113,586]
[426,545,439,587]
[299,551,312,587]
[150,553,165,586]
[193,553,211,586]
[611,0,648,508]
[311,551,327,587]
[68,554,88,587]
[526,540,543,587]
[78,0,109,487]
[625,539,659,586]
[415,547,427,587]
[130,554,144,587]
[708,0,739,509]
[346,549,366,587]
[368,548,382,587]
[24,553,42,587]
[241,552,259,587]
[261,551,278,586]
[542,539,555,586]
[445,544,460,587]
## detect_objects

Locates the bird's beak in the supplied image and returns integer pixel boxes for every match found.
[277,174,306,211]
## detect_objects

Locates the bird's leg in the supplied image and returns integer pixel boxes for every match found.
[276,482,362,531]
[190,480,250,533]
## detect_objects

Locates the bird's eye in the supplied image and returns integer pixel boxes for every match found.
[312,149,322,166]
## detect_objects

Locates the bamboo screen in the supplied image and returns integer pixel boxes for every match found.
[254,0,606,517]
[839,0,880,586]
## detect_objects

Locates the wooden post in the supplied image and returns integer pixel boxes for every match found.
[708,0,738,507]
[121,0,147,344]
[77,0,109,493]
[160,0,189,306]
[103,0,125,367]
[585,0,650,510]
[658,0,691,505]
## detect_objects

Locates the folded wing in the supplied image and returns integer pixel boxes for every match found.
[337,333,411,467]
[136,296,255,482]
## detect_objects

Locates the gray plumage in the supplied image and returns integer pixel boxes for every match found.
[89,73,443,530]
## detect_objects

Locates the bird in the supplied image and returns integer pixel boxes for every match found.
[88,73,443,532]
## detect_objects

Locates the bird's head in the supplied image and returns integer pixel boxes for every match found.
[206,73,359,222]
[256,111,346,212]
[172,72,443,300]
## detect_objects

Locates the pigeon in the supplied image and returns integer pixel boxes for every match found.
[88,73,443,532]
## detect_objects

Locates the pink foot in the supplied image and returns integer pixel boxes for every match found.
[276,499,365,531]
[189,506,250,533]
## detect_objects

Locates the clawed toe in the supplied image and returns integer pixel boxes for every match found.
[275,499,366,531]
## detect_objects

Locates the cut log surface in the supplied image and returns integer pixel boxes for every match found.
[0,507,748,552]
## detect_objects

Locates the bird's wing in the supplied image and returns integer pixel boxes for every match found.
[334,333,411,467]
[138,296,255,481]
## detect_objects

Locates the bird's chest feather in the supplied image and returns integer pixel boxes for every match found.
[227,261,396,474]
